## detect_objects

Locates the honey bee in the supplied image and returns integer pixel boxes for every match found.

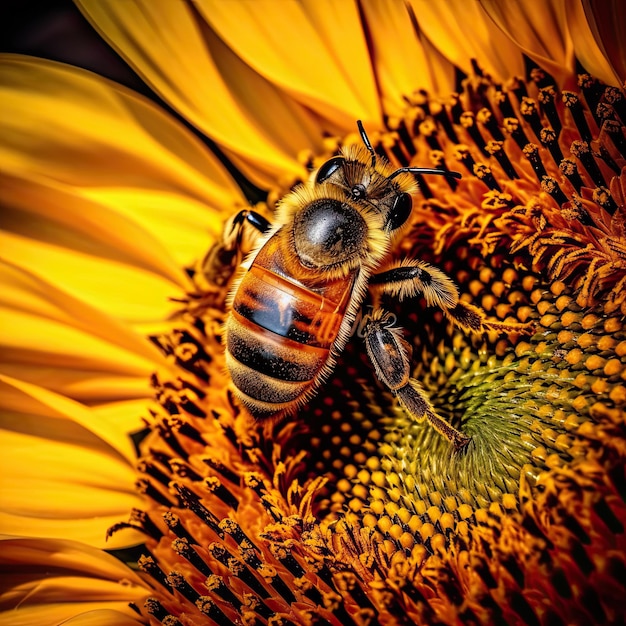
[222,122,527,449]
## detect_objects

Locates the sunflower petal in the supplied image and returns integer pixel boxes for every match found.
[478,0,575,85]
[0,54,242,266]
[0,262,165,376]
[575,0,625,86]
[196,0,381,127]
[0,376,144,548]
[0,537,147,624]
[359,0,456,114]
[74,1,317,186]
[408,0,526,83]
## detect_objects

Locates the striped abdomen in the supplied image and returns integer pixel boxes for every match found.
[225,234,355,417]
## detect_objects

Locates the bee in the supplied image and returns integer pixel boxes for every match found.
[222,122,527,449]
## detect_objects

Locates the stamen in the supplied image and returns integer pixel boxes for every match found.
[163,511,200,545]
[569,140,606,188]
[563,91,594,142]
[138,554,172,592]
[539,128,564,165]
[460,111,489,155]
[195,596,232,626]
[172,538,213,576]
[519,97,544,139]
[538,87,562,134]
[486,140,519,179]
[477,108,505,141]
[523,143,548,181]
[503,117,531,151]
[559,159,585,192]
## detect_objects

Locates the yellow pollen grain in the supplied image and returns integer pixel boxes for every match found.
[419,523,435,541]
[550,280,567,296]
[558,330,574,344]
[387,487,402,502]
[371,470,386,487]
[496,303,512,319]
[597,336,616,351]
[396,507,412,524]
[562,311,580,327]
[565,348,583,365]
[357,469,371,485]
[530,289,544,304]
[491,280,506,297]
[430,534,447,554]
[523,276,538,292]
[609,385,626,404]
[502,493,518,509]
[606,321,624,340]
[469,279,485,297]
[479,267,495,284]
[385,501,400,517]
[536,300,553,316]
[362,513,377,528]
[439,512,456,531]
[503,268,518,284]
[540,314,559,327]
[457,503,474,520]
[370,487,386,501]
[337,478,352,493]
[572,395,588,411]
[427,506,442,523]
[581,314,600,329]
[389,524,404,540]
[577,333,595,349]
[573,373,590,388]
[585,355,606,371]
[616,341,626,357]
[517,305,534,322]
[370,499,385,515]
[555,294,573,311]
[515,341,532,357]
[408,515,422,533]
[348,498,363,512]
[399,532,415,551]
[403,474,416,492]
[352,484,369,500]
[604,359,624,376]
[377,515,393,533]
[481,294,498,311]
[365,456,380,471]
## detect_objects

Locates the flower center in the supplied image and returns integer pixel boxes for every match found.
[115,65,625,625]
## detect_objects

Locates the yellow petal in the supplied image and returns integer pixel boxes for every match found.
[0,537,147,625]
[478,0,575,85]
[408,0,526,83]
[0,260,165,378]
[0,376,144,548]
[575,0,625,86]
[0,222,180,325]
[74,1,317,186]
[196,0,381,127]
[359,0,457,114]
[0,54,242,265]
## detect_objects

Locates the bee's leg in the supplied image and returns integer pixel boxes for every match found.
[361,308,471,450]
[201,209,272,287]
[370,260,532,335]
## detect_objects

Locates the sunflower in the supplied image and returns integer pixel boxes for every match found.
[1,1,625,625]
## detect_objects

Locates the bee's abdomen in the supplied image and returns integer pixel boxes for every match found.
[226,265,346,416]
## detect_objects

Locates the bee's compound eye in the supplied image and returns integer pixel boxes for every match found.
[315,156,345,184]
[293,199,367,269]
[386,192,412,231]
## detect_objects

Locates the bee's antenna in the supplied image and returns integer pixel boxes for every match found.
[357,120,377,168]
[388,167,462,181]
